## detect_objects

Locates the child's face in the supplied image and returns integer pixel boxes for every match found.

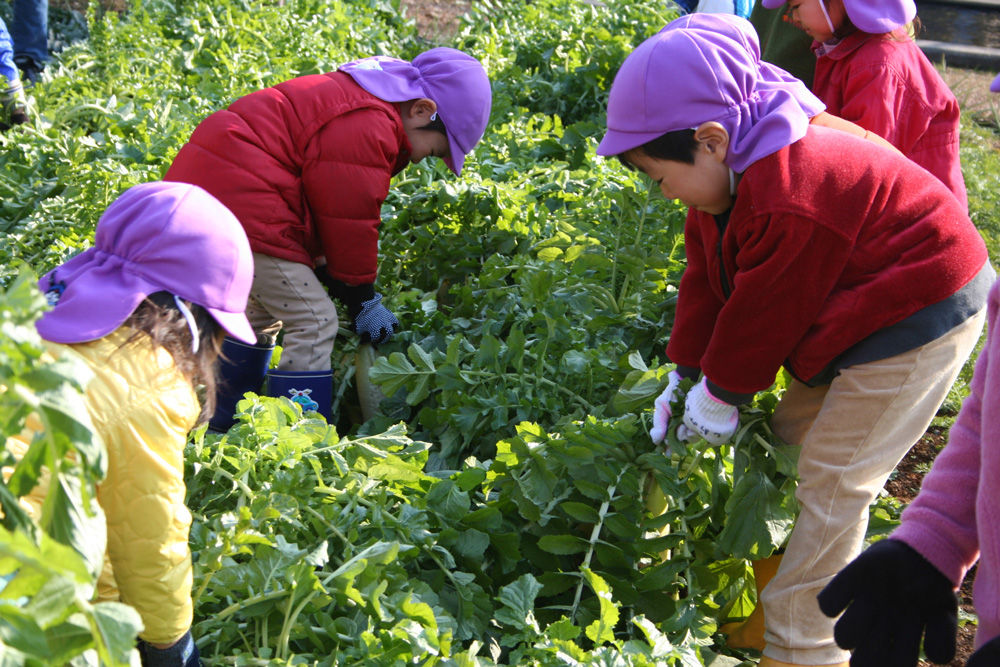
[401,98,451,166]
[625,135,732,216]
[785,0,845,42]
[403,126,451,165]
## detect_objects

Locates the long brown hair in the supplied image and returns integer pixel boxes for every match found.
[122,291,225,424]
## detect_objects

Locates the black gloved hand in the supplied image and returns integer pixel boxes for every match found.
[967,635,1000,667]
[137,630,202,667]
[817,539,958,667]
[313,270,398,345]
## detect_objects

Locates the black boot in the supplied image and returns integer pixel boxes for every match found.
[208,337,274,433]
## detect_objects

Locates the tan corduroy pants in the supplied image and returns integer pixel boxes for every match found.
[760,309,986,665]
[245,253,339,372]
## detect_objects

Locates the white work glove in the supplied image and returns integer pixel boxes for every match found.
[649,370,685,444]
[1,78,28,127]
[681,378,739,445]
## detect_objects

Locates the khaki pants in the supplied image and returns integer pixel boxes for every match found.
[761,310,986,665]
[245,253,339,372]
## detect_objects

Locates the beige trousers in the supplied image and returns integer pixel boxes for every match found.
[760,310,986,665]
[245,253,339,371]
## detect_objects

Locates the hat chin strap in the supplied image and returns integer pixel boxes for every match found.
[818,0,837,36]
[173,295,201,353]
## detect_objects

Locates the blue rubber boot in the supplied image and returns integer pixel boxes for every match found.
[208,337,274,432]
[266,369,334,422]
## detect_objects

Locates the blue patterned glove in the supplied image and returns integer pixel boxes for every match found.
[353,293,399,345]
[138,630,202,667]
[313,272,399,345]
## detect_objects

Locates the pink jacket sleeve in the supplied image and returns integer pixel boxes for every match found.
[891,282,998,586]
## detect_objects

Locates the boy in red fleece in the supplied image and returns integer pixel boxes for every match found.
[599,13,991,667]
[165,48,491,429]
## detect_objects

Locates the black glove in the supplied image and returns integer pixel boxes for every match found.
[314,270,398,345]
[817,539,958,667]
[967,636,1000,667]
[137,630,202,667]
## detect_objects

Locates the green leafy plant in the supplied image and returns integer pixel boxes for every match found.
[3,0,990,663]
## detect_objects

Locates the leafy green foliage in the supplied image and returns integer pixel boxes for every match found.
[457,1,675,126]
[10,0,996,663]
[962,118,1000,265]
[372,121,687,468]
[184,397,743,665]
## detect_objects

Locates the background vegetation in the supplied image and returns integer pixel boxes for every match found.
[1,0,998,665]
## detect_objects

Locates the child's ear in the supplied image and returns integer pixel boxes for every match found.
[695,122,729,163]
[409,97,438,119]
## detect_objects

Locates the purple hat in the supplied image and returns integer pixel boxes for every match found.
[339,47,492,175]
[760,0,916,34]
[992,72,1000,93]
[37,182,256,345]
[598,13,825,173]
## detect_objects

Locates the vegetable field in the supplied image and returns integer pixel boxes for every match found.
[0,0,992,665]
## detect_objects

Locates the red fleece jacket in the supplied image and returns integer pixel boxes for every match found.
[666,125,987,395]
[166,72,411,285]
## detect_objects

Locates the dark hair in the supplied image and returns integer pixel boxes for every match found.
[121,291,225,424]
[419,114,448,135]
[616,128,699,170]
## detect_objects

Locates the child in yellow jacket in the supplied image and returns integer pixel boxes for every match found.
[6,181,255,666]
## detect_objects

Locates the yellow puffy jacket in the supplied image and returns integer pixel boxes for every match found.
[5,327,199,644]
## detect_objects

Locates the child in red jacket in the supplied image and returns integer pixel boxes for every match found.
[600,13,991,667]
[165,48,491,429]
[760,0,966,210]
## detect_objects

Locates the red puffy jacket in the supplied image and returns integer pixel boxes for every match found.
[166,72,411,284]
